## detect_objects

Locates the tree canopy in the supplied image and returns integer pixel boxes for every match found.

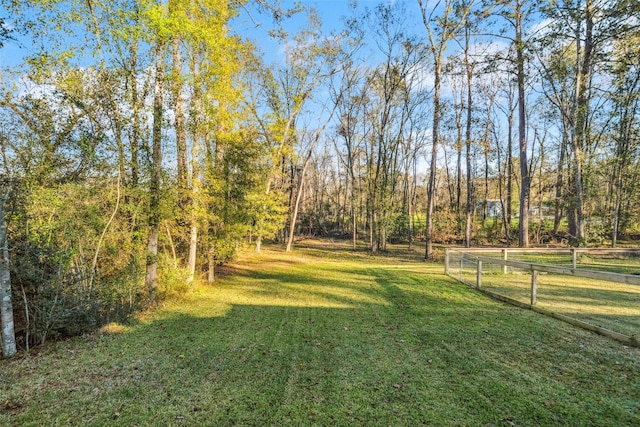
[2,0,640,356]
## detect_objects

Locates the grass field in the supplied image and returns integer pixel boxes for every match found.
[1,241,639,426]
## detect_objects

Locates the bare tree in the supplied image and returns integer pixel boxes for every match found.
[418,0,469,258]
[334,64,369,249]
[286,96,341,252]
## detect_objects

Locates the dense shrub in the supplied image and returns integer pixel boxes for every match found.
[8,183,147,350]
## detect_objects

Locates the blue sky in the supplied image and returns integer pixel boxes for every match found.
[237,0,361,63]
[0,0,364,68]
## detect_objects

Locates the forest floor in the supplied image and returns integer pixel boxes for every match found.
[1,240,639,426]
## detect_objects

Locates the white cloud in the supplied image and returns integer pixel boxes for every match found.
[526,17,554,40]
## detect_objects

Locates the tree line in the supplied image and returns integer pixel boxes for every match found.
[1,0,639,357]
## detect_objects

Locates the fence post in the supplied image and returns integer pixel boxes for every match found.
[572,248,577,269]
[502,249,508,274]
[444,248,450,275]
[531,269,538,305]
[476,259,482,289]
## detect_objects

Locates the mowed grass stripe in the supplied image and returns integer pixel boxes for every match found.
[1,243,639,426]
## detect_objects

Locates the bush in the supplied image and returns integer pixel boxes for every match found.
[157,254,192,299]
[8,182,147,350]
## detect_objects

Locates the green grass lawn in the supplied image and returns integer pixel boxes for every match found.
[2,241,639,426]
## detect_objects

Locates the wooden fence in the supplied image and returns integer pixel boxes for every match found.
[444,247,640,348]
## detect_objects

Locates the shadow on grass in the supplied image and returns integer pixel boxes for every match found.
[483,281,640,308]
[40,298,637,426]
[539,284,640,306]
[480,273,640,333]
[2,247,640,426]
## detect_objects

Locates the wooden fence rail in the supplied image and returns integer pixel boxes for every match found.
[445,247,640,272]
[444,248,640,348]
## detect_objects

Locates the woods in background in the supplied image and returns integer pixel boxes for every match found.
[1,0,639,356]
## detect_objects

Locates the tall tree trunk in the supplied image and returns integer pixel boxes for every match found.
[145,42,165,301]
[495,129,510,245]
[171,29,189,272]
[516,1,530,248]
[483,147,490,225]
[172,36,187,191]
[286,176,304,252]
[611,114,636,248]
[553,121,568,236]
[129,43,141,189]
[410,154,418,249]
[408,190,413,249]
[0,189,16,358]
[403,150,413,250]
[570,0,592,246]
[481,91,496,231]
[464,24,473,248]
[506,109,513,229]
[453,92,463,236]
[368,186,376,253]
[187,53,203,283]
[418,0,462,259]
[208,248,215,284]
[456,124,463,217]
[187,138,199,282]
[425,59,440,259]
[351,171,357,250]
